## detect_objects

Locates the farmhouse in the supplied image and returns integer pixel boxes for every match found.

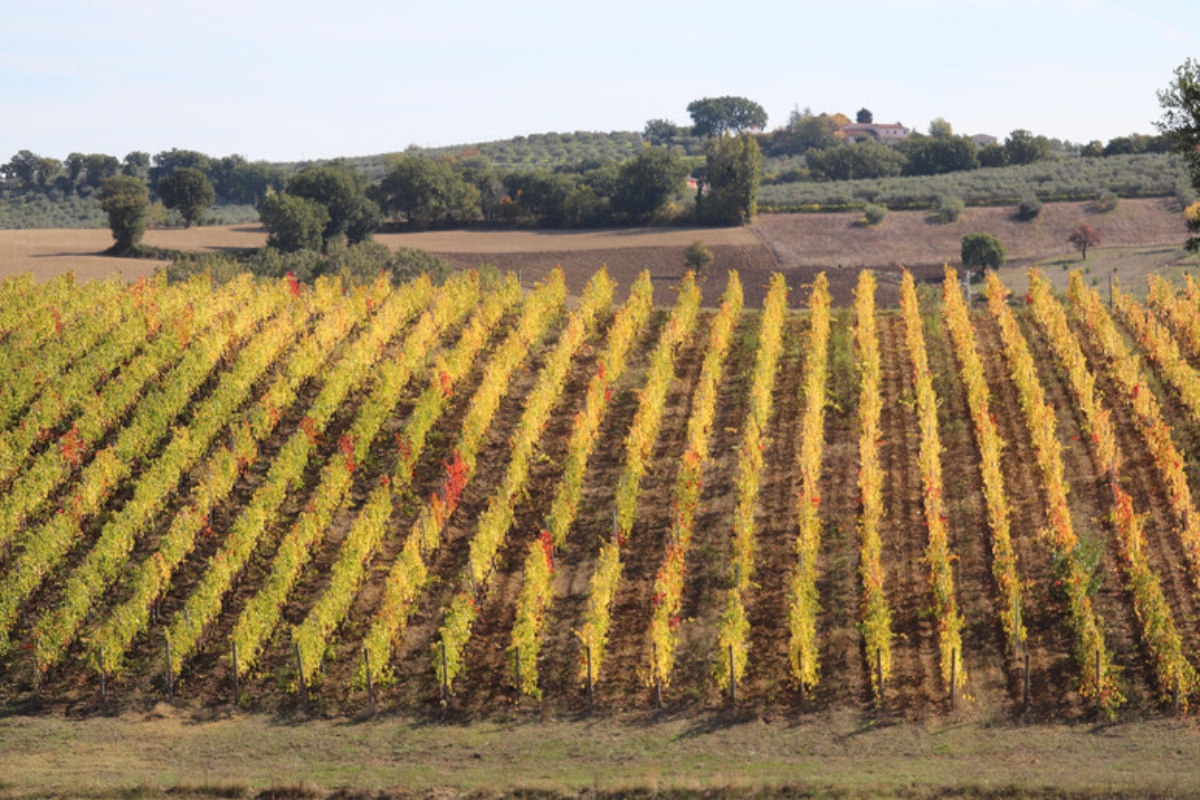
[836,122,911,144]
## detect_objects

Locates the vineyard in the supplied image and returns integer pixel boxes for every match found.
[8,263,1200,723]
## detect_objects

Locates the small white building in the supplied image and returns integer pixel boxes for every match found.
[835,122,911,145]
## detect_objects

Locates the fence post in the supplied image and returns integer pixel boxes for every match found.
[1023,650,1031,713]
[949,649,957,711]
[585,644,594,706]
[364,648,375,711]
[514,646,522,705]
[232,641,240,706]
[165,636,174,700]
[653,641,662,708]
[440,639,450,704]
[295,641,307,711]
[797,648,804,713]
[875,648,884,710]
[729,644,736,708]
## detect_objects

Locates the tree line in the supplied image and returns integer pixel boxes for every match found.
[38,132,760,260]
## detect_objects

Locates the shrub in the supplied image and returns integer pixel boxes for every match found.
[684,239,714,271]
[935,195,965,223]
[389,247,452,285]
[1015,196,1043,221]
[862,203,887,226]
[1092,190,1119,212]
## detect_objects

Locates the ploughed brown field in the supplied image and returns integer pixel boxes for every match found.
[0,197,1193,307]
[4,260,1200,733]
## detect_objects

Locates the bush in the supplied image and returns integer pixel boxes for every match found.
[389,247,452,285]
[684,239,714,271]
[935,194,965,223]
[1015,196,1043,221]
[1092,190,1119,212]
[961,232,1006,271]
[162,252,248,285]
[862,203,887,226]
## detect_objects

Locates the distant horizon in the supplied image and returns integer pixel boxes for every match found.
[3,1,1197,164]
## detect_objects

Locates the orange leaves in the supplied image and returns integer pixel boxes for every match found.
[853,270,892,700]
[648,272,743,690]
[900,270,964,692]
[58,427,86,468]
[988,271,1120,712]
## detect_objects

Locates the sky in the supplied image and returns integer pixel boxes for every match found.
[2,0,1198,164]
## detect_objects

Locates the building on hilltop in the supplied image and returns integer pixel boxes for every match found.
[835,122,911,145]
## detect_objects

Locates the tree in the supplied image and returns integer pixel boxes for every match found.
[1004,129,1053,165]
[259,191,330,252]
[2,150,59,188]
[684,240,714,271]
[456,156,506,221]
[287,162,381,245]
[1068,223,1102,259]
[687,96,768,138]
[65,153,87,187]
[978,142,1009,168]
[98,175,150,252]
[611,147,688,222]
[82,154,120,189]
[961,233,1006,272]
[856,108,874,124]
[149,149,212,190]
[378,155,480,227]
[805,140,905,181]
[643,119,686,142]
[928,117,954,139]
[696,133,761,225]
[158,167,215,227]
[769,107,838,156]
[502,170,577,226]
[122,151,150,179]
[1158,58,1200,249]
[210,155,285,205]
[900,135,978,176]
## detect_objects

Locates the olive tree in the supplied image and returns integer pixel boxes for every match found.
[961,232,1006,272]
[98,175,150,253]
[158,167,215,227]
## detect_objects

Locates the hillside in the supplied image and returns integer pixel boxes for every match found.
[3,264,1200,734]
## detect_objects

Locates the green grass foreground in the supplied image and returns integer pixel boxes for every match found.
[1,710,1198,797]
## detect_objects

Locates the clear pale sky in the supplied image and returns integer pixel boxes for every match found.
[2,0,1197,163]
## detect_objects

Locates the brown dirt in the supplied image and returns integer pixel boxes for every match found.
[875,312,942,716]
[1019,309,1156,714]
[448,312,609,715]
[592,315,707,706]
[755,199,1189,272]
[12,266,1200,728]
[741,313,806,709]
[972,308,1081,720]
[668,311,758,708]
[921,298,1013,718]
[809,311,867,710]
